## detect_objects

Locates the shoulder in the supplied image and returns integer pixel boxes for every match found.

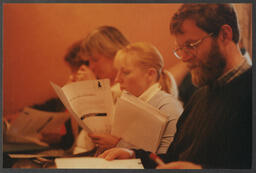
[223,67,252,101]
[165,71,179,98]
[150,90,179,104]
[148,90,183,119]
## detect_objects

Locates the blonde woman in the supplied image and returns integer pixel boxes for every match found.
[89,42,183,154]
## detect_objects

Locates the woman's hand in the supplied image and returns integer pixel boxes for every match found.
[98,148,135,160]
[156,161,202,169]
[88,132,121,150]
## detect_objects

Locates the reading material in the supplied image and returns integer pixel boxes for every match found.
[5,107,69,146]
[112,93,168,152]
[51,79,168,153]
[50,79,114,133]
[55,157,144,169]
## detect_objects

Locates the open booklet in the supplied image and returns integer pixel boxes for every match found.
[51,79,168,153]
[4,107,69,147]
[50,79,114,134]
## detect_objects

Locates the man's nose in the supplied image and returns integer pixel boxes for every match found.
[181,50,194,62]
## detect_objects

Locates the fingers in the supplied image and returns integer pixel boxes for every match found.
[101,149,121,161]
[76,65,96,81]
[98,148,132,161]
[104,150,118,160]
[66,74,75,84]
[88,132,102,138]
[98,149,113,159]
[92,139,105,145]
[67,65,96,83]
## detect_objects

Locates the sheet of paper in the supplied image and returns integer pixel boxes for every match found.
[41,112,69,133]
[7,107,69,135]
[51,82,93,133]
[9,149,66,158]
[112,93,168,152]
[61,79,113,119]
[5,134,49,147]
[51,79,114,133]
[9,154,55,159]
[5,107,69,146]
[55,157,144,169]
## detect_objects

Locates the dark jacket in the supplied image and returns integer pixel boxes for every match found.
[135,68,252,169]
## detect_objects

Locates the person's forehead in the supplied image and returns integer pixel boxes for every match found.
[120,58,134,69]
[175,19,208,44]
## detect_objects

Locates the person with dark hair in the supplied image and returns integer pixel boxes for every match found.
[99,4,252,169]
[30,40,91,150]
[64,40,89,72]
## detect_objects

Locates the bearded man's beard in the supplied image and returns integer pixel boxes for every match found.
[191,40,226,87]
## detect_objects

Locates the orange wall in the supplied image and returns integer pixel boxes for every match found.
[3,3,182,114]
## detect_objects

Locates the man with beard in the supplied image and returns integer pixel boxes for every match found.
[98,4,252,169]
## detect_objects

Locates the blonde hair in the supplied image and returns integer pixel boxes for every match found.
[81,26,129,59]
[114,42,173,94]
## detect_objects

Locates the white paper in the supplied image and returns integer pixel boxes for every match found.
[5,107,69,146]
[50,79,114,133]
[55,157,144,169]
[112,93,168,152]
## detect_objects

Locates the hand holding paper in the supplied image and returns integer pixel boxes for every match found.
[88,132,120,149]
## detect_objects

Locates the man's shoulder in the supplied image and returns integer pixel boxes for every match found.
[232,67,252,84]
[226,67,252,94]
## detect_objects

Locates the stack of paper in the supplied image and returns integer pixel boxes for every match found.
[112,93,168,153]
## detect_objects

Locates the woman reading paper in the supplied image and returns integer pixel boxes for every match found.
[88,42,183,154]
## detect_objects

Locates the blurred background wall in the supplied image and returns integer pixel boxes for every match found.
[3,3,252,115]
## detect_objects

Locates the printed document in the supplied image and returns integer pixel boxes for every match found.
[112,92,168,153]
[5,107,69,146]
[51,80,168,152]
[51,79,114,133]
[55,157,144,169]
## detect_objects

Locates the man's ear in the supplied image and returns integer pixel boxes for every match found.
[218,24,233,43]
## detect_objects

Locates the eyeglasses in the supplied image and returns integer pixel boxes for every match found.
[173,33,213,60]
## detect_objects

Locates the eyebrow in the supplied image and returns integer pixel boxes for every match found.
[183,39,198,46]
[176,39,197,48]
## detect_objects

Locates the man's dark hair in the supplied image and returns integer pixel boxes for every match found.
[170,4,240,43]
[64,40,89,71]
